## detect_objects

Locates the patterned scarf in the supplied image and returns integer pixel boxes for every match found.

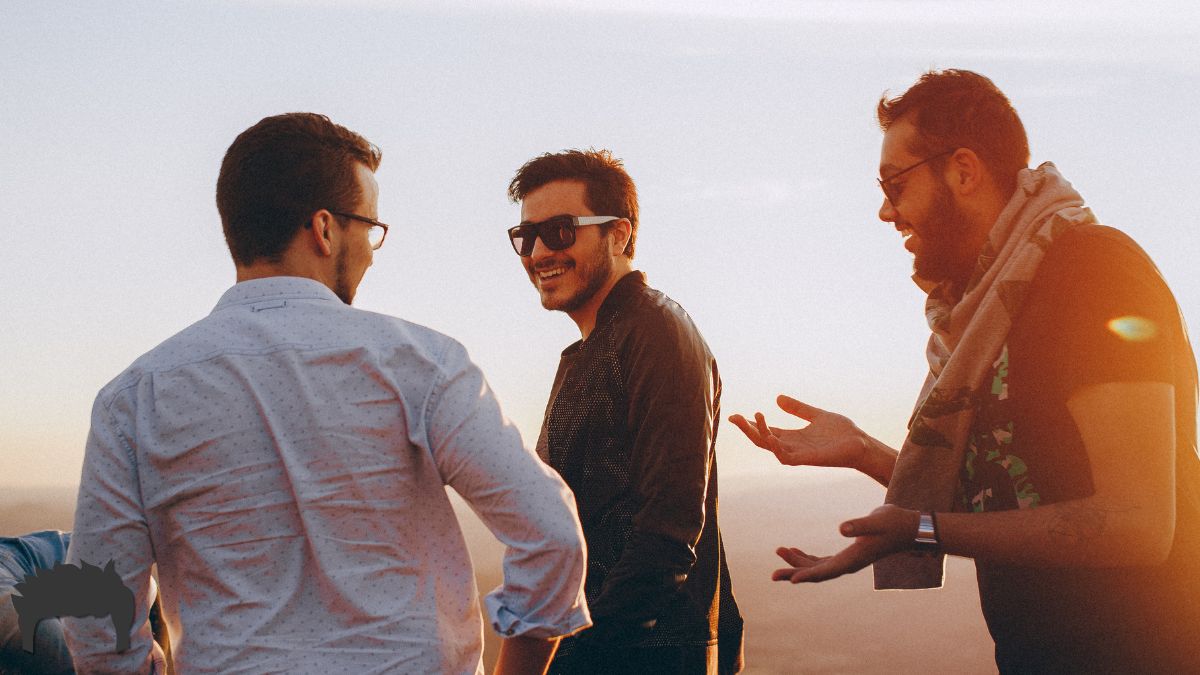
[874,162,1097,589]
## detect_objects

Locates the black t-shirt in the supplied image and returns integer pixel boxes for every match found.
[955,226,1200,673]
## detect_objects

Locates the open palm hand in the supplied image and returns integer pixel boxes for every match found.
[729,394,869,470]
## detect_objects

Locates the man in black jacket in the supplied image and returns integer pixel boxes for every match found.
[507,149,743,674]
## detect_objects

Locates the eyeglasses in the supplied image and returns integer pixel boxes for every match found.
[331,211,389,250]
[877,149,955,206]
[507,215,620,257]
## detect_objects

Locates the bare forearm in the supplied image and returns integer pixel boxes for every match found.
[938,497,1174,567]
[856,435,898,487]
[777,384,1180,583]
[494,635,560,675]
[940,383,1177,568]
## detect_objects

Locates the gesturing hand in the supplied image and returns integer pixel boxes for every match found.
[729,395,870,471]
[772,504,920,583]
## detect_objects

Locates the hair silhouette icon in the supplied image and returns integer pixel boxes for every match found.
[11,560,135,654]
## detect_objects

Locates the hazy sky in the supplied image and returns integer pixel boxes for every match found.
[3,0,1198,488]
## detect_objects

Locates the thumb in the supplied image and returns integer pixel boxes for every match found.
[839,514,883,538]
[777,394,823,422]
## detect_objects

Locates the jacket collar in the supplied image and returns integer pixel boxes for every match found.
[595,270,646,326]
[561,271,646,356]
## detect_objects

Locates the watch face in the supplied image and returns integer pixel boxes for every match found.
[915,512,939,549]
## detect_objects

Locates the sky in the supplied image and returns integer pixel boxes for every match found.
[2,0,1199,489]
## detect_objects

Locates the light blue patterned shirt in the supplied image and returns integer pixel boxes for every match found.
[64,277,590,674]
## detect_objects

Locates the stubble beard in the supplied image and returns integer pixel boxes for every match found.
[333,243,355,305]
[535,235,614,314]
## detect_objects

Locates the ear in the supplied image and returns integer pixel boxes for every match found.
[944,147,986,197]
[608,218,632,256]
[304,210,338,257]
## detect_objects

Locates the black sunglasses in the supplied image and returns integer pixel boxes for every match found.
[877,149,955,206]
[507,215,620,257]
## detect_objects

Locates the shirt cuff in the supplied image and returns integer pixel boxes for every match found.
[483,589,592,639]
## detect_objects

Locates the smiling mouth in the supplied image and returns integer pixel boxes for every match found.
[897,225,914,239]
[533,263,572,284]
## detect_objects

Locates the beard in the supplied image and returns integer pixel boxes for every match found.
[529,233,614,314]
[913,182,981,286]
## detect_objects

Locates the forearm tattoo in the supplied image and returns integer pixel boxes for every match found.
[1047,502,1131,544]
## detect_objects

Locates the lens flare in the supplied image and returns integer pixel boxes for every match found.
[1106,315,1158,342]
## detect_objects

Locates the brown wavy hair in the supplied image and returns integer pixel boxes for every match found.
[508,148,639,258]
[878,69,1029,198]
[216,113,381,266]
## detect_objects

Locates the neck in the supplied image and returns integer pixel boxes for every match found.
[236,254,333,288]
[568,261,633,340]
[976,193,1008,239]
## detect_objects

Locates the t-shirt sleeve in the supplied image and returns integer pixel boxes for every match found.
[1026,226,1177,394]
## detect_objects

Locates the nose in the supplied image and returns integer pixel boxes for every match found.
[528,232,553,261]
[878,196,898,223]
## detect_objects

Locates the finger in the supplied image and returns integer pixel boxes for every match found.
[754,413,786,457]
[728,414,758,439]
[728,414,768,448]
[777,394,825,422]
[784,553,857,583]
[756,415,790,459]
[771,566,832,583]
[771,567,800,581]
[791,567,827,583]
[754,412,771,439]
[785,538,879,583]
[775,547,820,567]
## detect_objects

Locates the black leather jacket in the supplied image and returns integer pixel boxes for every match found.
[536,271,743,672]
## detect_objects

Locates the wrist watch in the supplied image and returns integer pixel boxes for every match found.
[914,512,940,552]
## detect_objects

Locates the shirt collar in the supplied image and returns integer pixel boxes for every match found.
[213,276,342,312]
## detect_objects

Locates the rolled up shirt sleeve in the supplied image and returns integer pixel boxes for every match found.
[63,395,161,674]
[427,340,591,639]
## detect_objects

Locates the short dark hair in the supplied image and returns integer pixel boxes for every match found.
[877,69,1029,198]
[216,113,382,266]
[507,148,639,258]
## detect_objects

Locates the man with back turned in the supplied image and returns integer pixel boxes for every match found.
[63,113,589,674]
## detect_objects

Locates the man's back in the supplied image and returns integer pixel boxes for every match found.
[66,277,588,673]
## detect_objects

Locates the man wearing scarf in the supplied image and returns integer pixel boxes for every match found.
[732,70,1199,672]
